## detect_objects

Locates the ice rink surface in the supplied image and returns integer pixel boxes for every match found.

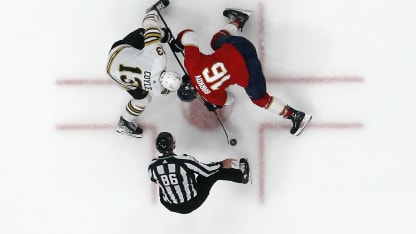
[1,0,416,233]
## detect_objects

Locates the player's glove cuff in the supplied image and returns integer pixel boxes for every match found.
[177,29,196,47]
[161,28,171,43]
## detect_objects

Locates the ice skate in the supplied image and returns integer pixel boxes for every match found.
[239,158,250,184]
[116,116,143,138]
[284,105,312,136]
[146,0,170,13]
[223,8,252,30]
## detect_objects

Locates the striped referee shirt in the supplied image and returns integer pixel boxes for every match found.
[148,154,222,204]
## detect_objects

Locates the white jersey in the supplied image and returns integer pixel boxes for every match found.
[106,42,168,97]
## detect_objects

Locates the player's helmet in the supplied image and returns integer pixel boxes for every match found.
[156,132,176,154]
[177,81,197,102]
[160,71,182,91]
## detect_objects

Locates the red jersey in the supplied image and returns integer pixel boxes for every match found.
[183,44,249,106]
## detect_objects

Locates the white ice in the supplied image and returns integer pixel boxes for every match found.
[1,0,416,233]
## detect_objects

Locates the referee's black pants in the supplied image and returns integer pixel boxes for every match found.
[160,168,243,214]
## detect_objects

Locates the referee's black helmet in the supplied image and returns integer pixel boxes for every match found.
[156,132,175,154]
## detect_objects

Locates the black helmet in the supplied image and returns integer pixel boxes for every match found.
[156,132,175,154]
[177,81,197,102]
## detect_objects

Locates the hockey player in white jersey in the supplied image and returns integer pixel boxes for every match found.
[106,0,180,138]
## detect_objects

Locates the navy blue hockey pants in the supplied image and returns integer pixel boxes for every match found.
[212,35,267,100]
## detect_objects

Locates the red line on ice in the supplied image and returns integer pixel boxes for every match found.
[55,123,159,204]
[56,79,113,86]
[258,121,364,204]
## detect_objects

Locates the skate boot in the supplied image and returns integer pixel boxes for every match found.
[283,105,312,136]
[239,158,250,184]
[223,8,252,31]
[116,116,143,138]
[146,0,170,13]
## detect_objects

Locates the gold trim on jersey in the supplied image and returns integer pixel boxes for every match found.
[144,37,161,46]
[145,27,160,34]
[143,13,158,21]
[146,32,161,39]
[144,27,161,46]
[127,101,145,116]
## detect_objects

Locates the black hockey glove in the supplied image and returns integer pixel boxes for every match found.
[182,74,190,83]
[161,27,172,43]
[161,28,184,53]
[169,39,184,53]
[204,100,222,112]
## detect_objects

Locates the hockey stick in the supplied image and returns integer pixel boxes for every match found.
[154,8,187,74]
[196,96,237,146]
[213,109,237,146]
[154,7,237,146]
[154,8,185,57]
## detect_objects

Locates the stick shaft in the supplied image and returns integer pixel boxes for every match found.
[154,8,187,73]
[214,110,230,144]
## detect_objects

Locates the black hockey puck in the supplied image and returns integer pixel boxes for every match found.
[229,139,237,146]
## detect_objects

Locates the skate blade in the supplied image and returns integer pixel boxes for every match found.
[294,115,312,136]
[224,8,253,16]
[116,129,143,138]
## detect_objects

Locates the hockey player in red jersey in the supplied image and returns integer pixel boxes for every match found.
[175,9,312,136]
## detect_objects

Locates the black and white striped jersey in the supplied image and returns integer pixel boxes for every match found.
[148,154,222,204]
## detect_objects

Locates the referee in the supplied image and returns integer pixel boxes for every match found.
[148,132,250,214]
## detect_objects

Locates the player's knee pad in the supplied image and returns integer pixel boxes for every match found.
[251,93,272,108]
